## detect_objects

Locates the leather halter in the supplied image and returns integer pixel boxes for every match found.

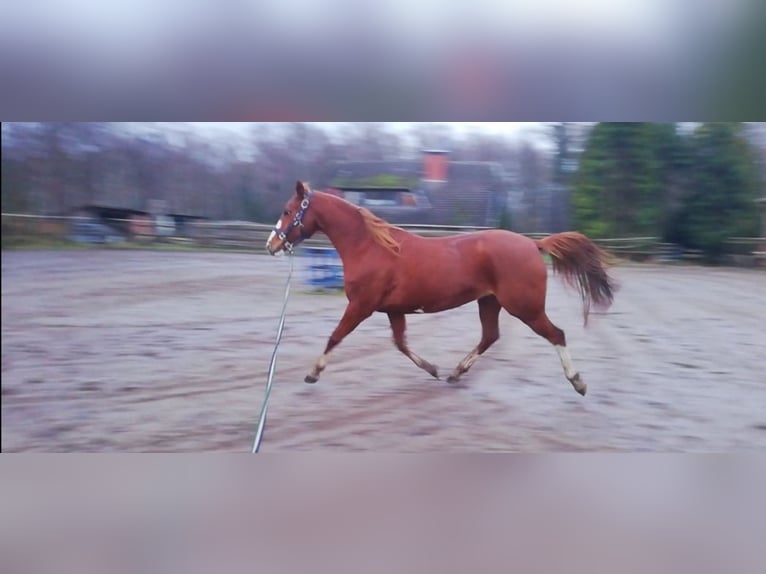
[273,191,312,253]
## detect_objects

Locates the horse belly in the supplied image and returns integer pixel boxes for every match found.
[378,281,484,314]
[413,273,490,313]
[418,283,488,313]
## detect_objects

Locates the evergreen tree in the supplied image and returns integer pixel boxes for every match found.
[572,123,683,238]
[672,123,761,258]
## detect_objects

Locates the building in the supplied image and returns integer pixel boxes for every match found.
[325,150,509,227]
[70,205,207,241]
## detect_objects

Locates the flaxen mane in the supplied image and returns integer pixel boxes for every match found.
[358,208,401,255]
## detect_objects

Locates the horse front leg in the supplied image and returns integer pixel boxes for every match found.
[388,313,439,379]
[305,302,373,383]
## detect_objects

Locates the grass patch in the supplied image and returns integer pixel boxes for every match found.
[1,235,89,250]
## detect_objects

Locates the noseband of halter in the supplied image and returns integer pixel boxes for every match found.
[273,191,312,254]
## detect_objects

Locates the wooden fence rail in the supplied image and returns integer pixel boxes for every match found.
[3,213,764,265]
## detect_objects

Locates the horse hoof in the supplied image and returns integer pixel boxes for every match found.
[304,374,318,384]
[571,373,587,396]
[446,374,460,384]
[427,366,440,380]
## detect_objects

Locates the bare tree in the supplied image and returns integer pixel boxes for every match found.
[516,142,551,233]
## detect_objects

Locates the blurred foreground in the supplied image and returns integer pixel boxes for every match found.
[0,455,765,573]
[2,1,764,118]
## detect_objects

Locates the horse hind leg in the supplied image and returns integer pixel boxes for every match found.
[447,295,501,384]
[523,312,587,396]
[388,313,439,379]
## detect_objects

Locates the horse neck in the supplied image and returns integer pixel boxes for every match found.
[314,194,373,262]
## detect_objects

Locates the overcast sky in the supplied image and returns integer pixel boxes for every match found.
[123,122,556,161]
[194,121,551,148]
[183,122,544,138]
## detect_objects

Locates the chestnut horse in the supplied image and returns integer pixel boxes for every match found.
[267,182,616,395]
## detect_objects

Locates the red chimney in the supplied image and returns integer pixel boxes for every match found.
[423,149,449,183]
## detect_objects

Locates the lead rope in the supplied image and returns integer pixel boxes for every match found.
[252,254,294,453]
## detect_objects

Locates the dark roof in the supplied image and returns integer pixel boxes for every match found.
[167,213,209,221]
[335,186,412,193]
[326,160,507,226]
[331,186,432,225]
[330,161,421,186]
[73,206,208,221]
[75,205,149,218]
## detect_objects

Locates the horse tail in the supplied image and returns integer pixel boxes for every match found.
[536,232,617,326]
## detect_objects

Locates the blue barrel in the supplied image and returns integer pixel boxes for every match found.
[302,246,344,289]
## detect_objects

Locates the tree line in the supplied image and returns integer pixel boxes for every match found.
[2,122,763,258]
[2,122,553,224]
[572,123,764,258]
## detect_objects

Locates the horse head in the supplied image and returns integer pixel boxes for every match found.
[266,181,321,255]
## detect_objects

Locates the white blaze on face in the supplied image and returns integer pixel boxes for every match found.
[266,218,283,252]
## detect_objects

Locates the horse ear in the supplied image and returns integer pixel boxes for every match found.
[295,181,307,198]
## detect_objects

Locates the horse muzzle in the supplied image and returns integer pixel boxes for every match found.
[266,242,285,257]
[268,235,295,256]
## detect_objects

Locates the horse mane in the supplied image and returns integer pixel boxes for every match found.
[358,207,401,255]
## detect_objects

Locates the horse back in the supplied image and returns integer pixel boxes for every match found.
[374,229,545,313]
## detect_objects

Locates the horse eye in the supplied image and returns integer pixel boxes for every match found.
[283,210,290,216]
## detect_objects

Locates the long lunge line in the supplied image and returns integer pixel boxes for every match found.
[252,255,294,453]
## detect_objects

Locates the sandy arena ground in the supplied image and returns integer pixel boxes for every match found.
[2,249,765,451]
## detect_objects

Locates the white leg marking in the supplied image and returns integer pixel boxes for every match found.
[408,351,438,377]
[555,345,578,380]
[458,349,480,372]
[310,353,328,377]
